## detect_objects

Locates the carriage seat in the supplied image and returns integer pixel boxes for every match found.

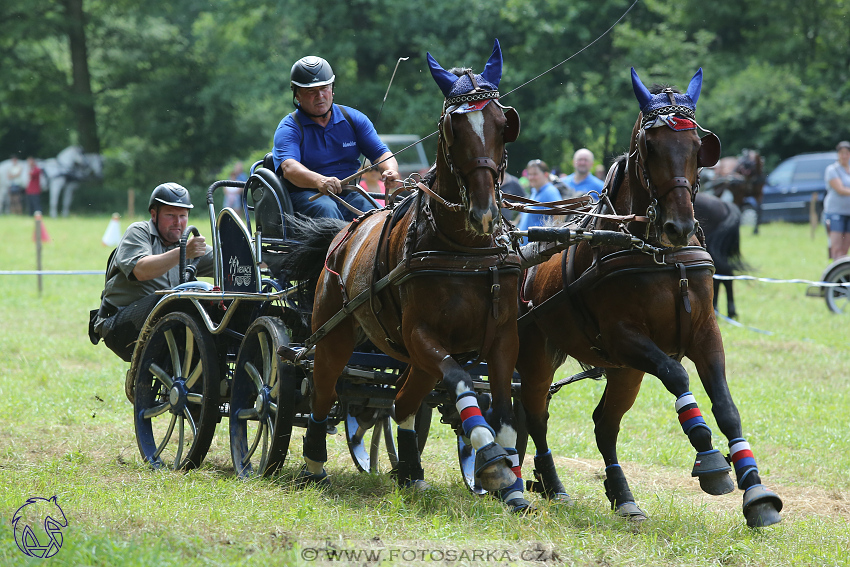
[248,152,294,240]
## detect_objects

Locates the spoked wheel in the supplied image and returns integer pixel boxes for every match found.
[824,258,850,314]
[345,402,431,473]
[134,312,220,470]
[230,317,297,478]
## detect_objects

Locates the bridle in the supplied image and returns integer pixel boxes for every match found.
[433,71,520,213]
[630,93,720,236]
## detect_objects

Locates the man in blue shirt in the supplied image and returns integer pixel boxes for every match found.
[564,148,604,196]
[273,56,401,220]
[517,159,562,243]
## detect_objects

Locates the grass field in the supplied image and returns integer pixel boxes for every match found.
[0,214,848,566]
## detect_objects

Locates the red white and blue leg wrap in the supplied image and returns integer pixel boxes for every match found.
[499,448,524,502]
[729,437,759,489]
[456,391,495,438]
[675,392,711,436]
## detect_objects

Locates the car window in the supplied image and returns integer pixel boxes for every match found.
[767,161,794,186]
[379,135,430,177]
[792,158,834,182]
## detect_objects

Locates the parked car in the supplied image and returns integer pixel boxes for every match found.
[760,151,836,223]
[378,134,430,178]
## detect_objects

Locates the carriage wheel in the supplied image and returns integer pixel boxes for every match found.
[824,259,850,314]
[134,312,220,470]
[229,317,297,478]
[345,402,431,473]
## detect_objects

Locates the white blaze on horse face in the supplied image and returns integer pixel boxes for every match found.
[480,208,493,233]
[466,111,486,146]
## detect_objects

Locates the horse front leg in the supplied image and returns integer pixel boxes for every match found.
[593,368,647,520]
[485,324,534,513]
[516,325,571,504]
[405,325,516,494]
[616,333,735,498]
[688,322,783,527]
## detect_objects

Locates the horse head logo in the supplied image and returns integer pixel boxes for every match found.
[12,496,68,558]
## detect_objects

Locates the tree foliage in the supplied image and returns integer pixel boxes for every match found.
[1,0,849,210]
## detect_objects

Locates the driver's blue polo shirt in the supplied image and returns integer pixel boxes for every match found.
[272,104,389,181]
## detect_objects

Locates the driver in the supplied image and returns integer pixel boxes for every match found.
[90,183,214,362]
[272,56,401,219]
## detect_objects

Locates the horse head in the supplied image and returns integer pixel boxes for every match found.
[427,39,520,236]
[629,68,721,247]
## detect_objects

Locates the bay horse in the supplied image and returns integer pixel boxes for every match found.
[515,68,783,527]
[693,192,746,318]
[706,149,765,234]
[280,40,531,510]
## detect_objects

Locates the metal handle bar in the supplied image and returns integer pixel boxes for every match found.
[179,225,202,284]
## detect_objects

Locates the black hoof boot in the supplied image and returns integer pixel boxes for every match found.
[692,450,734,496]
[295,465,330,488]
[526,452,572,504]
[743,485,783,528]
[604,464,647,522]
[394,429,429,491]
[474,442,515,492]
[498,476,535,515]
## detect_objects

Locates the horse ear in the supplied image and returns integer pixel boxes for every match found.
[480,39,503,88]
[502,106,520,143]
[427,52,459,97]
[697,132,721,168]
[687,67,703,107]
[631,68,653,111]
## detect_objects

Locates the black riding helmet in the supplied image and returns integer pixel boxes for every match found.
[290,56,335,114]
[149,182,193,211]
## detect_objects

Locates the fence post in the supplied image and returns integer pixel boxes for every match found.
[809,193,818,239]
[34,211,43,296]
[128,189,135,218]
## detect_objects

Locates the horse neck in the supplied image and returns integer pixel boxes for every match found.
[620,115,652,228]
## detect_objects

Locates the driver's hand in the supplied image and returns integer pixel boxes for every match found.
[186,235,207,258]
[381,169,401,191]
[318,176,342,195]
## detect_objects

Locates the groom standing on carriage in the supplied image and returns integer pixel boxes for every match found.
[272,56,402,219]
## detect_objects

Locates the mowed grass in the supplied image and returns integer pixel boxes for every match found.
[0,214,848,566]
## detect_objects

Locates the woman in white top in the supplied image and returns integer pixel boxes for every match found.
[824,141,850,259]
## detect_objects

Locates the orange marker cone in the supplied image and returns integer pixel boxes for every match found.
[33,211,50,243]
[102,213,122,247]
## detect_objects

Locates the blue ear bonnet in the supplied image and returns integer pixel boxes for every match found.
[427,39,503,98]
[447,74,498,98]
[631,67,703,117]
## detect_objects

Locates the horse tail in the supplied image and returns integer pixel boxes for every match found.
[705,201,747,275]
[279,214,348,299]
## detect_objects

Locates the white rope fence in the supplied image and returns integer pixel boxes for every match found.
[712,274,849,288]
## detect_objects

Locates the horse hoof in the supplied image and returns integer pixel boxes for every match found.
[295,466,330,488]
[505,497,536,515]
[743,485,782,528]
[474,442,516,492]
[614,501,647,522]
[404,479,431,492]
[698,471,735,495]
[549,492,574,506]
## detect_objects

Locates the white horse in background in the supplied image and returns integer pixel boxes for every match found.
[0,157,27,214]
[0,146,102,217]
[42,146,103,217]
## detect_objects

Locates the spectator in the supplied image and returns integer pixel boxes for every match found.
[516,159,562,243]
[565,148,605,196]
[25,157,42,215]
[824,141,850,259]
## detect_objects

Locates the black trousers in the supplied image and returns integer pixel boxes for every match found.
[99,295,161,362]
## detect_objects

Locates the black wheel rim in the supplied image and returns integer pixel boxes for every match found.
[230,317,295,477]
[134,312,219,470]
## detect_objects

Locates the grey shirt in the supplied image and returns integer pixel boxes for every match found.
[824,162,850,215]
[101,219,214,309]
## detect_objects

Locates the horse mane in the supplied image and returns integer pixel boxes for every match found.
[649,84,681,94]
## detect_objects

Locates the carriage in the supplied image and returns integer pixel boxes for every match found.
[123,153,534,492]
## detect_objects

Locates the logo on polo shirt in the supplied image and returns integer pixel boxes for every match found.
[342,141,357,148]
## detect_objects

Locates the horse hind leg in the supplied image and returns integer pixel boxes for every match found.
[392,366,436,491]
[724,280,737,319]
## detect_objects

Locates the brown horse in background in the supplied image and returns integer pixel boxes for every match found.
[515,68,782,527]
[280,40,533,511]
[705,149,765,233]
